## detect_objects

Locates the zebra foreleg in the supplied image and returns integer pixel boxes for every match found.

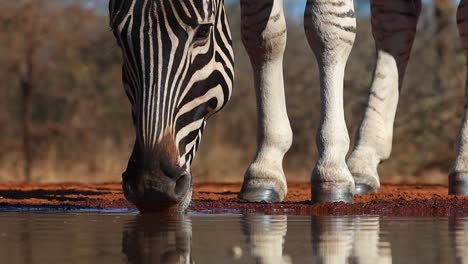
[304,0,356,203]
[450,0,468,195]
[347,0,421,194]
[238,0,293,202]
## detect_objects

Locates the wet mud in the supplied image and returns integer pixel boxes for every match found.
[0,182,466,216]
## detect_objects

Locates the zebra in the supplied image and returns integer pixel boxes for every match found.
[108,0,234,212]
[108,0,468,212]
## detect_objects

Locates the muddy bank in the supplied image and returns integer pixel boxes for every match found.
[0,182,466,216]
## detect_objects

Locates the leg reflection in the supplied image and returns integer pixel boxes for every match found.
[451,218,468,264]
[351,217,391,264]
[241,215,291,264]
[122,214,192,264]
[311,216,391,264]
[311,217,354,264]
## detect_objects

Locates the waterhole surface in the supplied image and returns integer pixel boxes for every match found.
[0,211,466,263]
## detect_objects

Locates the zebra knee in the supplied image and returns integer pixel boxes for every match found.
[304,0,356,64]
[240,0,287,63]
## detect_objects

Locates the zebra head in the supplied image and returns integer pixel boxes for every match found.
[109,0,234,212]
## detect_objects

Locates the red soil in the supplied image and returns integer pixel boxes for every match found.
[0,182,466,216]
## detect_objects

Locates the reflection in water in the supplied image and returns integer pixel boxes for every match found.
[0,212,465,263]
[311,217,354,263]
[239,215,393,264]
[311,216,391,264]
[351,217,391,264]
[241,215,291,264]
[122,214,193,264]
[451,218,468,264]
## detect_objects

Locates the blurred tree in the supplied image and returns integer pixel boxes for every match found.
[0,0,51,181]
[0,0,127,182]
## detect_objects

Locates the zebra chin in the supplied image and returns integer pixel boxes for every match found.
[122,136,192,214]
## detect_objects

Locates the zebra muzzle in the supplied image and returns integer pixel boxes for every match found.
[122,169,191,212]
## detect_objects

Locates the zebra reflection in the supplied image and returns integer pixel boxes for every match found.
[451,218,468,264]
[122,215,193,264]
[311,216,391,264]
[241,215,291,264]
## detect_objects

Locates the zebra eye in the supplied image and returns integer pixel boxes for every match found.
[193,24,212,44]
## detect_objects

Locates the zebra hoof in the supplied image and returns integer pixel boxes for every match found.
[352,173,379,195]
[355,183,377,195]
[448,172,468,196]
[239,187,281,203]
[311,184,353,204]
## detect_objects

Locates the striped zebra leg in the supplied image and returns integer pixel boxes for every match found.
[450,0,468,195]
[347,0,421,194]
[239,0,293,203]
[304,0,356,203]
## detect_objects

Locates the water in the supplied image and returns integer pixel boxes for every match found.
[0,211,466,264]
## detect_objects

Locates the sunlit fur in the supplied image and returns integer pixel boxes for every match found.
[109,0,233,211]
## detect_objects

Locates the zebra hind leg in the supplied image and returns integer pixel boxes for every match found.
[347,0,421,195]
[304,0,356,203]
[238,0,293,203]
[450,0,468,195]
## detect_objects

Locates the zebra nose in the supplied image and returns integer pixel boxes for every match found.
[123,169,191,208]
[158,162,191,200]
[171,171,191,199]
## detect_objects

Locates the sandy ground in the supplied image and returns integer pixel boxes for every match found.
[0,182,467,216]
